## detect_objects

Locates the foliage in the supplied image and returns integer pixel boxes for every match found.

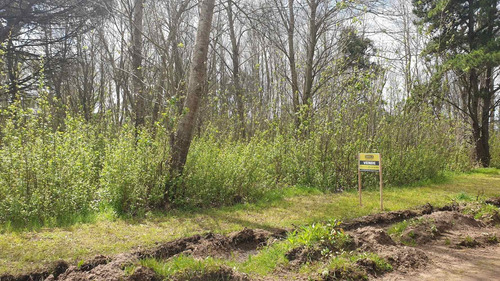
[100,125,169,215]
[0,103,103,226]
[0,93,476,225]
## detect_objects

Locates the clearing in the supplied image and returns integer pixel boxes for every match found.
[2,170,500,280]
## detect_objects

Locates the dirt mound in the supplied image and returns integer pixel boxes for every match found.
[455,233,499,248]
[381,247,428,272]
[479,210,500,225]
[352,226,396,252]
[0,272,49,281]
[285,246,323,267]
[347,226,427,276]
[140,227,285,261]
[356,258,387,276]
[400,211,483,245]
[47,253,138,281]
[485,197,500,207]
[139,234,203,259]
[171,266,249,281]
[128,266,160,281]
[340,204,434,231]
[78,255,110,271]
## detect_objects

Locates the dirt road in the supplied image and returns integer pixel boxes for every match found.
[381,243,500,280]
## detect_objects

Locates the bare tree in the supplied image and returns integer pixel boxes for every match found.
[167,0,216,203]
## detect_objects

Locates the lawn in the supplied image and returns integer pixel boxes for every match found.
[1,169,500,275]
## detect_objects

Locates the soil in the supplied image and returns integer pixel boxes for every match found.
[2,200,500,281]
[138,227,287,262]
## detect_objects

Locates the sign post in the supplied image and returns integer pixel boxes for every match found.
[358,153,384,211]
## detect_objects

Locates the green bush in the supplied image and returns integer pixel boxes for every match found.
[0,96,474,226]
[0,106,102,225]
[100,126,168,214]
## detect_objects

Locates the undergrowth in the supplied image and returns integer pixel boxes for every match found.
[0,92,488,229]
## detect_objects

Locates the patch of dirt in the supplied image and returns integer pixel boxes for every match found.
[378,244,500,281]
[78,255,110,271]
[485,196,500,207]
[139,227,286,262]
[339,203,434,231]
[350,227,428,272]
[171,265,249,281]
[356,258,383,275]
[352,226,397,252]
[285,246,323,267]
[399,211,483,245]
[380,247,428,272]
[127,266,160,281]
[46,253,138,281]
[455,232,499,248]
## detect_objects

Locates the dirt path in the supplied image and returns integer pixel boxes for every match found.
[380,244,500,281]
[376,236,500,281]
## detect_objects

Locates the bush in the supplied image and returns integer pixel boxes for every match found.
[100,126,168,214]
[0,98,474,226]
[0,106,102,225]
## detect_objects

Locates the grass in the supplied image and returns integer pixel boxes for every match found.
[141,220,355,279]
[1,171,500,275]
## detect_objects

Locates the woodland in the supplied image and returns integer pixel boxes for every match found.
[0,0,499,227]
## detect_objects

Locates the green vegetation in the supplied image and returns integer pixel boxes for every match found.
[323,252,393,278]
[1,0,500,279]
[0,99,477,227]
[463,202,500,220]
[1,171,500,275]
[141,221,387,280]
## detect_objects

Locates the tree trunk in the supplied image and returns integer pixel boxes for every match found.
[227,0,246,139]
[166,0,216,203]
[132,0,145,129]
[302,0,318,128]
[287,0,300,128]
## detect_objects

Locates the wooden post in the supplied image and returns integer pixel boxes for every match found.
[379,153,384,211]
[358,153,362,206]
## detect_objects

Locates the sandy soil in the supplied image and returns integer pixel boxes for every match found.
[380,244,500,281]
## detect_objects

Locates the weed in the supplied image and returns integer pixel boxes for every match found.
[487,234,498,243]
[455,192,473,201]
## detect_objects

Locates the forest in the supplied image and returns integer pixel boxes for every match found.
[0,0,499,229]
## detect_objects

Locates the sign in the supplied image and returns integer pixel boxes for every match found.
[359,153,380,172]
[357,153,384,211]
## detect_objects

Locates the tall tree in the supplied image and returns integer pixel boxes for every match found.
[414,0,500,167]
[227,0,246,139]
[132,0,145,128]
[0,0,110,104]
[167,0,216,203]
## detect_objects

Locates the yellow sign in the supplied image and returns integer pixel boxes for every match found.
[358,153,380,172]
[357,152,384,211]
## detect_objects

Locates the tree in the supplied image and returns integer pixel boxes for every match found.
[166,0,216,203]
[0,0,110,104]
[227,0,246,139]
[414,0,500,167]
[132,0,145,129]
